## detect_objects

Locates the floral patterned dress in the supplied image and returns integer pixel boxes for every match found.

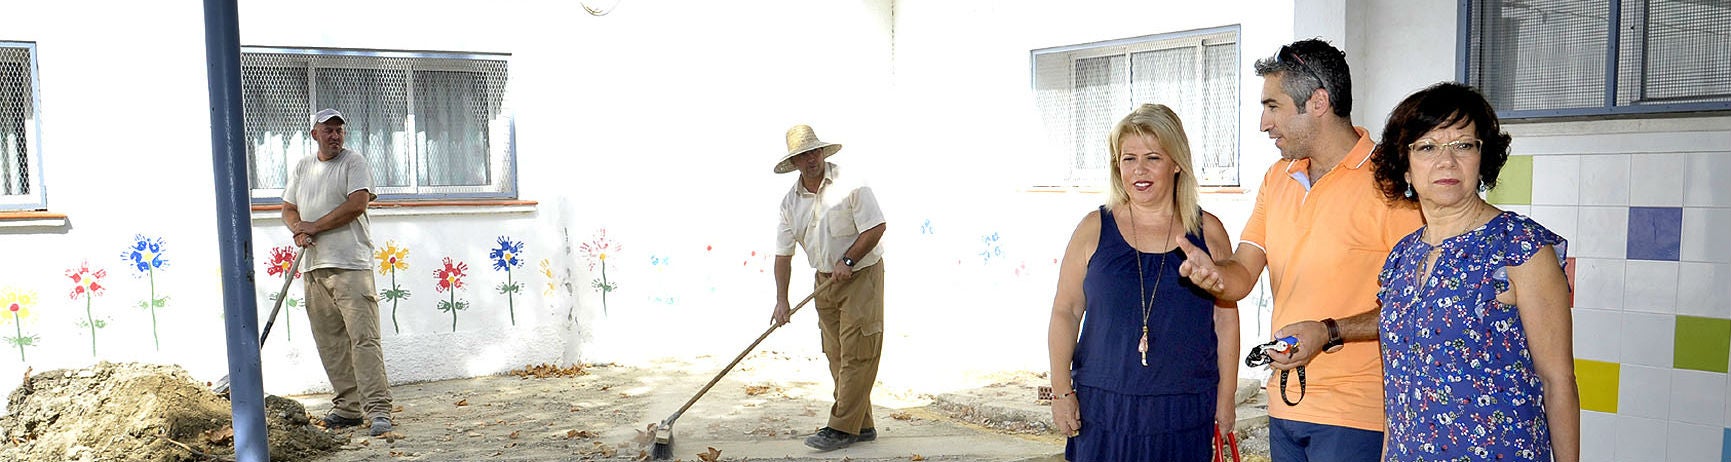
[1378,211,1567,461]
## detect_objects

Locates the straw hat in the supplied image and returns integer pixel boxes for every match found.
[774,124,843,174]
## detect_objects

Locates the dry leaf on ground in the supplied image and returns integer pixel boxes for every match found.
[454,399,469,406]
[890,411,914,421]
[743,384,776,396]
[509,362,589,378]
[508,430,520,439]
[911,454,926,461]
[697,446,722,462]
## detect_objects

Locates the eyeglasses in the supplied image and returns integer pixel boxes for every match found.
[1407,139,1483,159]
[1277,45,1330,99]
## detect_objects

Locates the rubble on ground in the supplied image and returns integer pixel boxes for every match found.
[0,362,341,462]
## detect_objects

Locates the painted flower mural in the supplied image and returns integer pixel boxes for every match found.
[263,246,303,341]
[489,236,525,325]
[0,287,39,362]
[579,229,622,316]
[538,258,557,297]
[120,234,170,351]
[66,261,108,356]
[434,257,470,332]
[374,241,411,334]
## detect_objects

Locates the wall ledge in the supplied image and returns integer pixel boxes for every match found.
[0,211,69,229]
[250,199,538,221]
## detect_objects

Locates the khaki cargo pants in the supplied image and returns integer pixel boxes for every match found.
[304,267,394,421]
[813,260,885,435]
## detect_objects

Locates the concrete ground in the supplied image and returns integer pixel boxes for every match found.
[291,351,1271,461]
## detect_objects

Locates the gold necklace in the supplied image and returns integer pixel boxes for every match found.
[1129,206,1176,367]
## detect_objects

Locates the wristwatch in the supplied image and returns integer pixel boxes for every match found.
[1321,318,1345,353]
[841,256,857,268]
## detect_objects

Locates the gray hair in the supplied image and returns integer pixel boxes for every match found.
[1253,38,1353,118]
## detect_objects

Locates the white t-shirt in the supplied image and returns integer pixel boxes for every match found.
[283,148,374,271]
[775,162,886,271]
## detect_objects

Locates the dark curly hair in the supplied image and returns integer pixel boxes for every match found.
[1371,82,1511,205]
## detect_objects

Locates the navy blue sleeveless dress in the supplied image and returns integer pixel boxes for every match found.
[1066,206,1220,462]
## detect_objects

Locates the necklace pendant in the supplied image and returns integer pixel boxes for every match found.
[1138,331,1149,367]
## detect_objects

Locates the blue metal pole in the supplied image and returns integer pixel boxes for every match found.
[202,1,268,461]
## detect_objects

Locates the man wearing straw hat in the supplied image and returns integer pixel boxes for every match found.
[770,124,888,451]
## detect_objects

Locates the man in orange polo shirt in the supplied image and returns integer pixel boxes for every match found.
[1177,39,1422,461]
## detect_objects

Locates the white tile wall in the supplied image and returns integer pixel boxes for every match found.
[1684,153,1731,208]
[1620,364,1674,418]
[1670,370,1727,427]
[1532,155,1582,206]
[1666,422,1723,462]
[1682,207,1731,264]
[1581,410,1618,462]
[1631,153,1686,207]
[1574,308,1621,362]
[1577,207,1630,259]
[1677,262,1731,319]
[1625,261,1680,315]
[1576,258,1627,310]
[1581,154,1632,206]
[1621,315,1677,369]
[1531,205,1580,247]
[1616,415,1670,462]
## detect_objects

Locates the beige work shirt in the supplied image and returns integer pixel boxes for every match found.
[776,162,886,271]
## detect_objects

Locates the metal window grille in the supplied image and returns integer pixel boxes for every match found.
[1464,0,1731,118]
[0,42,43,211]
[240,48,513,201]
[1033,28,1241,187]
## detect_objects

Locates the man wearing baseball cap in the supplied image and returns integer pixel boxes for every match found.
[769,124,888,451]
[283,108,395,436]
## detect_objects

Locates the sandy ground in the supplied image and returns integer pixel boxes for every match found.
[292,350,1274,462]
[294,351,1071,462]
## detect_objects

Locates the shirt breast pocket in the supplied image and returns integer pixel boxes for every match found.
[827,212,857,237]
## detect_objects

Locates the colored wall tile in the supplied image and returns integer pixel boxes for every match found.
[1487,154,1533,205]
[1722,428,1729,462]
[1676,315,1731,374]
[1628,207,1683,261]
[1577,358,1621,413]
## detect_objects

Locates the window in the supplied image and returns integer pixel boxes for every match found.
[1032,27,1240,187]
[241,48,514,202]
[0,42,43,211]
[1462,0,1731,118]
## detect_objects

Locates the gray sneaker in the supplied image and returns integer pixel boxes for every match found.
[803,427,857,451]
[369,417,393,436]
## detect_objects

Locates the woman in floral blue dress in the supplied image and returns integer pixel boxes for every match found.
[1367,83,1579,462]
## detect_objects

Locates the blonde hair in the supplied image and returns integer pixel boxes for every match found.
[1106,103,1202,236]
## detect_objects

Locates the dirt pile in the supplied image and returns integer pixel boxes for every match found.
[0,362,341,462]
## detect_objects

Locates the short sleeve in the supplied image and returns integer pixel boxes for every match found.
[345,153,373,197]
[1491,214,1568,288]
[1239,171,1272,250]
[848,185,887,232]
[774,196,797,257]
[1381,201,1425,249]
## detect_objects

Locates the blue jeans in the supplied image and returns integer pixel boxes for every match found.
[1268,417,1383,462]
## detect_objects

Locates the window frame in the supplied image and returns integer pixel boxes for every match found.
[241,46,517,204]
[0,41,45,211]
[1029,25,1242,188]
[1456,0,1731,120]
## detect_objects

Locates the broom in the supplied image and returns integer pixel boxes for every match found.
[651,279,831,459]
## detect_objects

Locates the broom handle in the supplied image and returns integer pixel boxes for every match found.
[258,250,304,346]
[664,279,833,424]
